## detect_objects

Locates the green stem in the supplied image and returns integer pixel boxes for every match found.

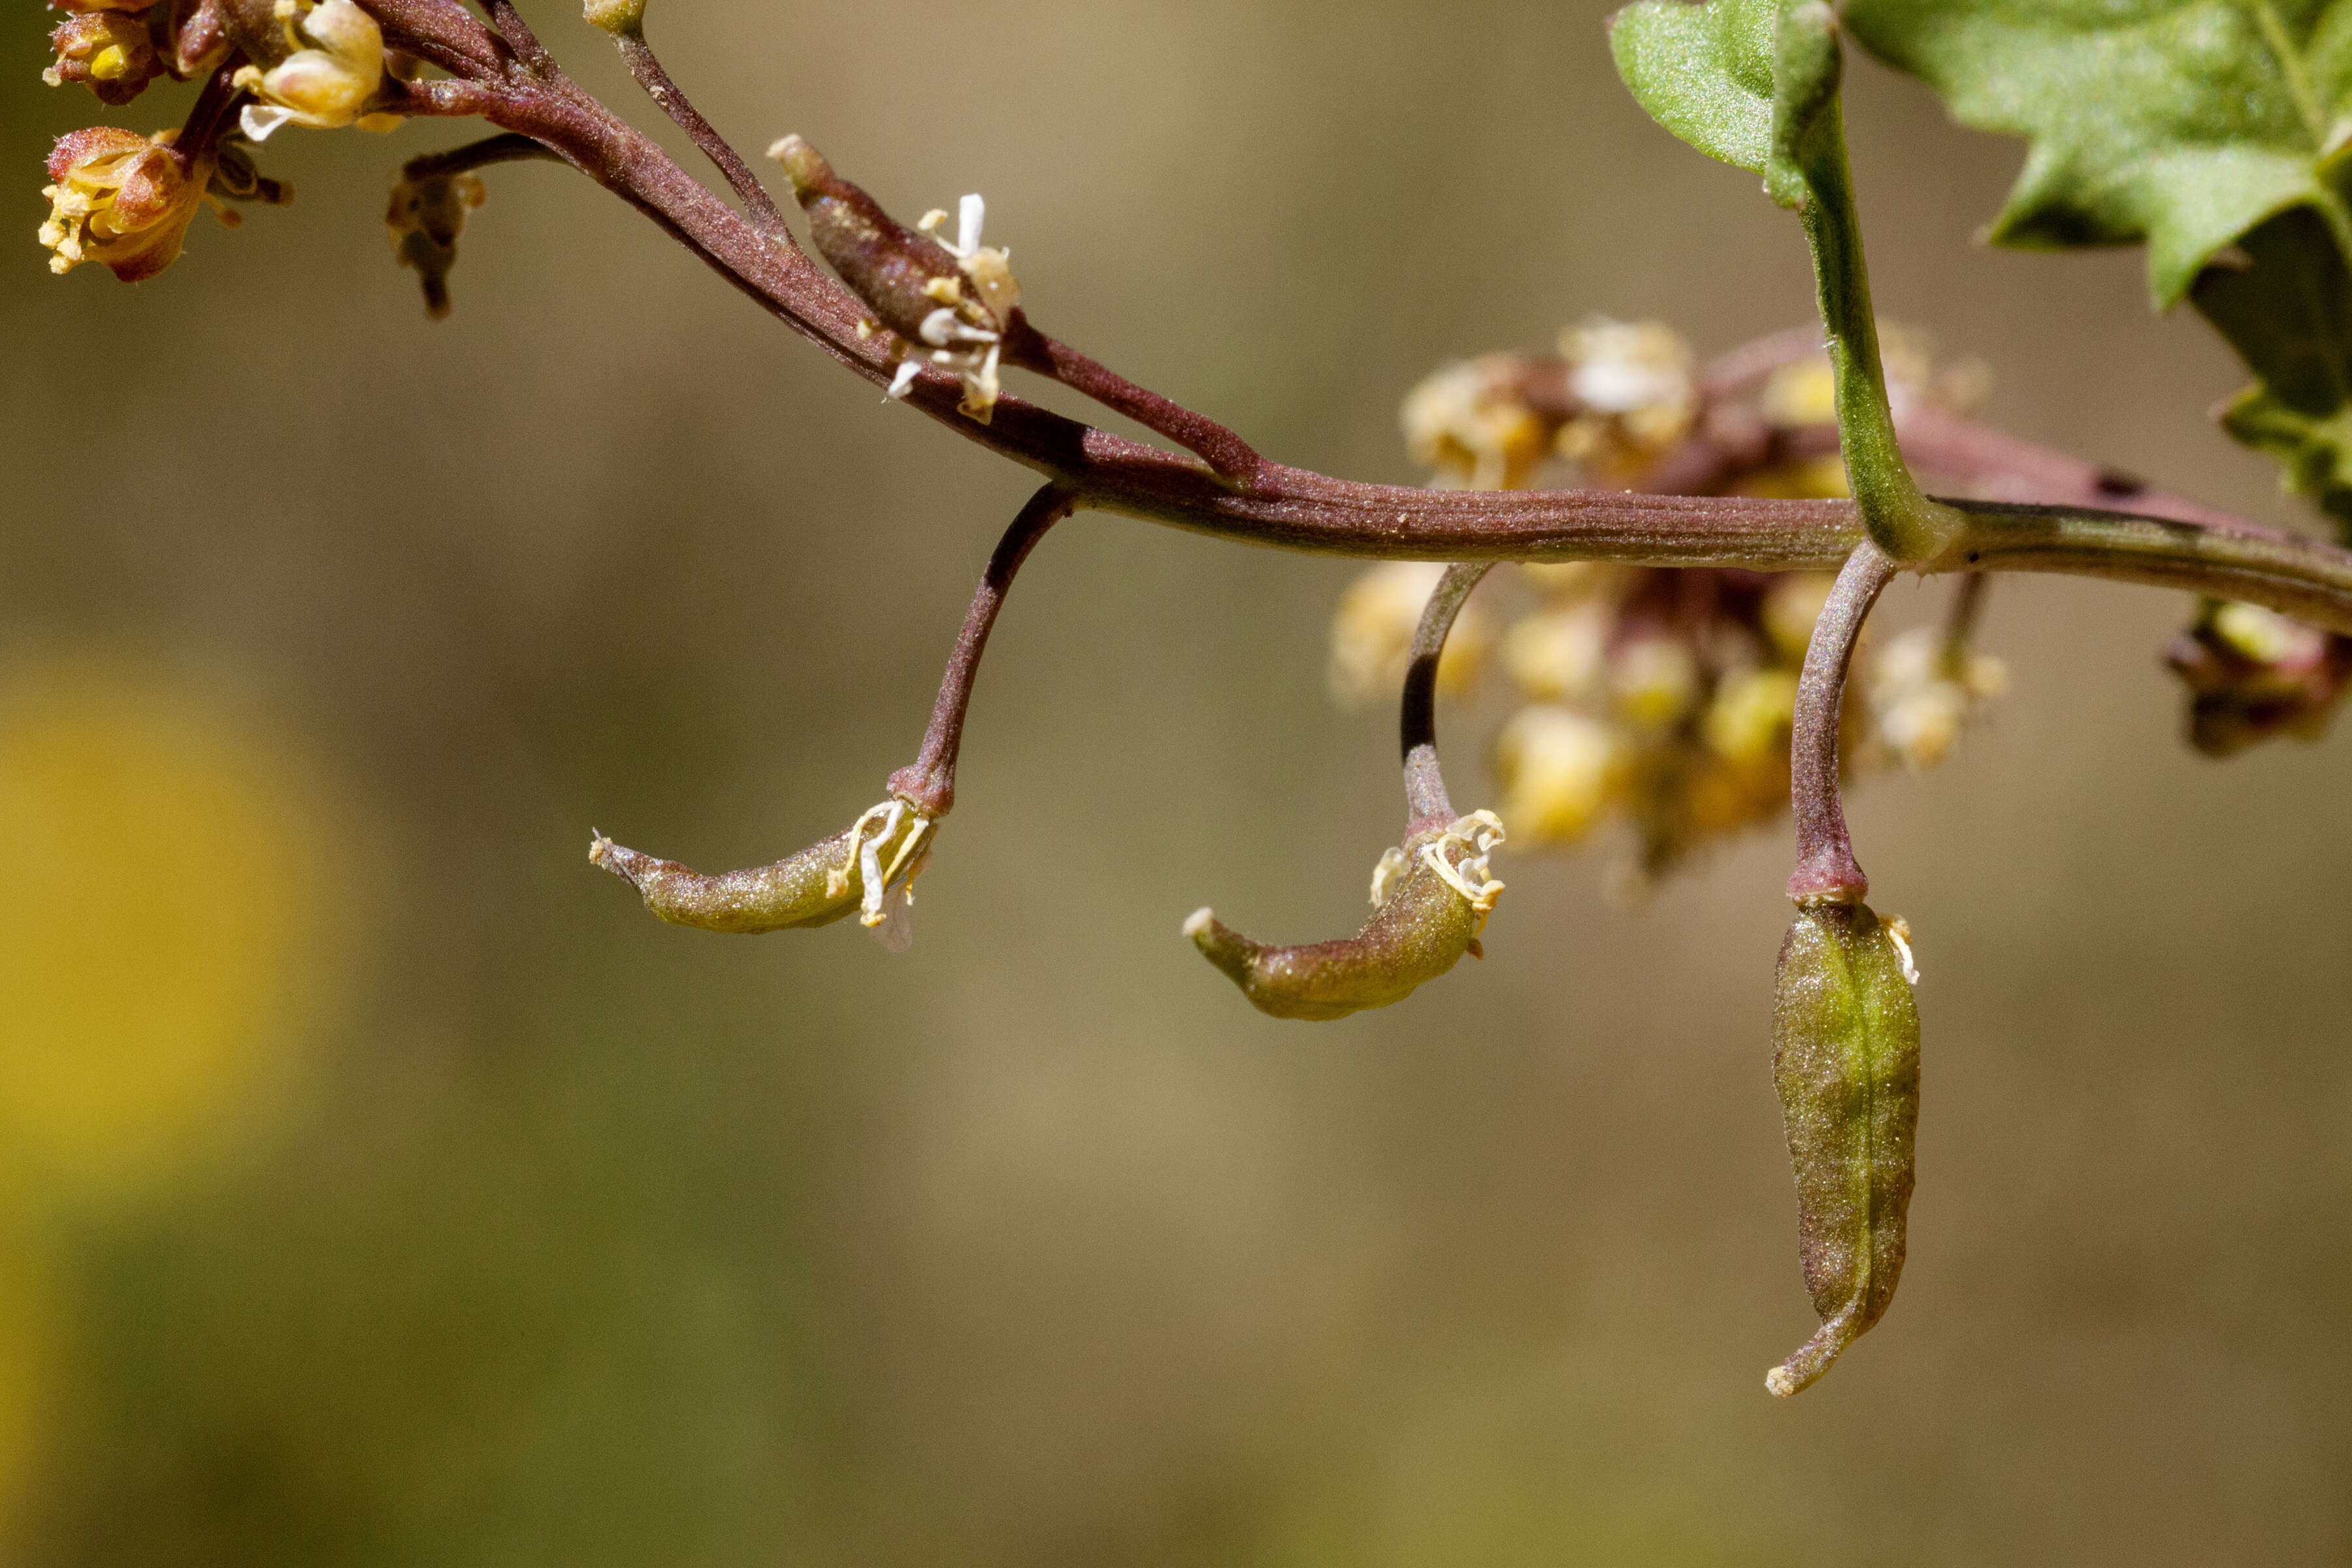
[1772,1,1962,564]
[1944,498,2352,634]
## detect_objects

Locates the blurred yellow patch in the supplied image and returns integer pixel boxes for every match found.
[0,655,351,1205]
[0,1237,53,1533]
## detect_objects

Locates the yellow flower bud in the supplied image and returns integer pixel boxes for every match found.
[1492,706,1625,846]
[1865,626,2006,772]
[1761,572,1836,664]
[1701,667,1799,764]
[1400,356,1552,491]
[1501,602,1610,702]
[1554,317,1696,481]
[583,0,645,35]
[1759,357,1837,429]
[1327,563,1492,709]
[44,10,163,105]
[1609,634,1699,730]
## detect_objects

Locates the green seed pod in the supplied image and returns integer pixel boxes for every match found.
[590,798,934,949]
[1767,899,1919,1397]
[1186,811,1503,1022]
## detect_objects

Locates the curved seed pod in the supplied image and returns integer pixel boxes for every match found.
[1186,811,1503,1022]
[1767,899,1920,1396]
[590,798,934,949]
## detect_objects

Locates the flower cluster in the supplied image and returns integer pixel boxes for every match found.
[2166,599,2352,757]
[1399,317,1700,492]
[41,125,289,280]
[36,0,374,284]
[1348,319,2007,888]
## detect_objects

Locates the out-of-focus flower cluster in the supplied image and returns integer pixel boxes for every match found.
[38,0,404,284]
[1343,318,2008,888]
[2166,599,2352,756]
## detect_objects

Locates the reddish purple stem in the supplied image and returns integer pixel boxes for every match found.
[887,485,1078,817]
[1400,563,1492,836]
[1786,542,1897,905]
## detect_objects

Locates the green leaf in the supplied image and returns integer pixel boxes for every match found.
[2193,205,2352,529]
[1842,0,2352,308]
[1609,0,1779,179]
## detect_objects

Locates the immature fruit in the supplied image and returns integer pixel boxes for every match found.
[590,798,934,948]
[1767,899,1919,1396]
[1186,812,1503,1022]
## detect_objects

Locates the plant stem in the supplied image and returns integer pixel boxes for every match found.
[1401,563,1492,834]
[887,485,1077,817]
[998,318,1262,480]
[397,131,556,182]
[1773,2,1961,564]
[358,2,2352,638]
[1787,541,1895,904]
[608,28,793,244]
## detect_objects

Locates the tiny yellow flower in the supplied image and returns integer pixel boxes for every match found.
[44,10,163,105]
[1401,355,1552,491]
[1327,562,1494,708]
[1608,634,1700,730]
[1554,317,1696,480]
[1702,666,1800,763]
[1493,705,1625,847]
[233,0,385,140]
[1865,625,2007,771]
[39,127,206,282]
[1501,602,1610,703]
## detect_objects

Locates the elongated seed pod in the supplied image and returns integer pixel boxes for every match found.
[1767,900,1919,1396]
[767,135,996,342]
[589,800,932,940]
[1186,813,1502,1022]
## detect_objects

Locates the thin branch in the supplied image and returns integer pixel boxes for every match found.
[364,0,509,76]
[1940,569,1989,678]
[998,318,1262,480]
[1786,542,1897,905]
[609,27,793,244]
[1400,563,1492,835]
[347,1,2352,639]
[480,0,556,76]
[1893,405,2260,536]
[398,129,557,183]
[887,484,1077,817]
[174,56,247,159]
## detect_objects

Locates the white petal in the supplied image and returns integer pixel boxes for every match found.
[240,103,296,140]
[956,193,985,257]
[867,884,914,952]
[886,359,922,399]
[919,306,960,347]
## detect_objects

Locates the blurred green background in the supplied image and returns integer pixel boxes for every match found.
[7,1,2352,1562]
